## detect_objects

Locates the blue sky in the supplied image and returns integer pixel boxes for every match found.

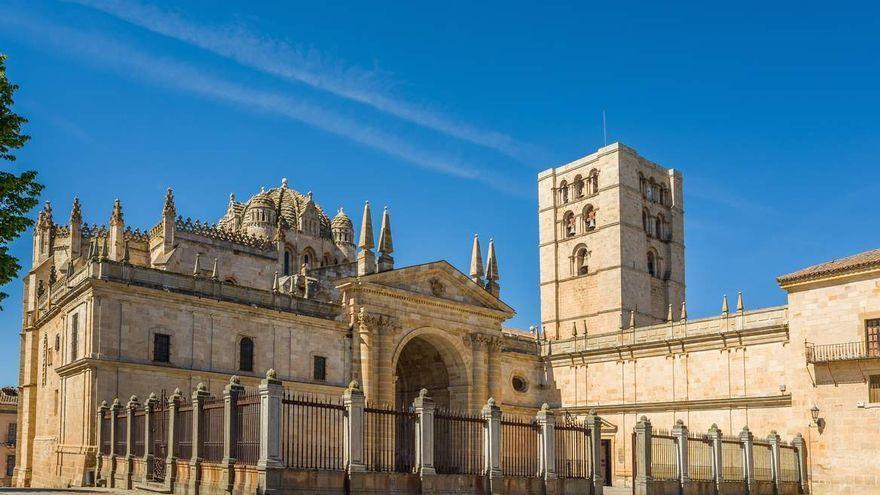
[0,1,878,384]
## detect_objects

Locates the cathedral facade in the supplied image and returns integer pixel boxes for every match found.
[12,142,880,494]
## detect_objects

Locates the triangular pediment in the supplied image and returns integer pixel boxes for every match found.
[340,261,514,315]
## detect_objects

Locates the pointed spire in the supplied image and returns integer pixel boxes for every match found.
[163,188,175,218]
[485,238,498,281]
[193,253,201,277]
[88,238,97,260]
[211,258,219,280]
[721,294,729,316]
[680,301,688,320]
[227,193,236,213]
[736,291,744,313]
[100,236,109,260]
[272,271,280,292]
[667,304,673,323]
[70,197,82,225]
[110,198,123,226]
[572,321,578,337]
[378,206,393,255]
[469,234,483,283]
[629,309,636,329]
[358,201,374,250]
[37,201,53,228]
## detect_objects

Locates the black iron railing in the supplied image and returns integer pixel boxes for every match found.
[235,391,261,465]
[554,418,591,479]
[434,408,484,475]
[201,398,225,462]
[501,415,539,478]
[363,403,416,473]
[281,393,344,470]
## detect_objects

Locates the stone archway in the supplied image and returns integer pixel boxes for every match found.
[393,333,469,410]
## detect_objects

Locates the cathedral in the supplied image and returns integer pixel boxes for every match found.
[13,142,880,494]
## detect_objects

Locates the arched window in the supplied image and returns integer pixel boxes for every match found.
[655,215,664,240]
[659,186,668,206]
[583,205,596,231]
[639,173,647,197]
[283,250,292,276]
[573,175,585,198]
[239,337,254,372]
[559,181,569,203]
[563,211,576,237]
[588,169,599,194]
[642,209,649,233]
[647,251,656,277]
[575,247,589,276]
[646,180,655,202]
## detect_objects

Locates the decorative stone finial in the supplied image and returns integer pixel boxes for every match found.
[163,188,175,217]
[711,423,718,429]
[100,400,108,408]
[629,309,636,329]
[418,388,429,398]
[230,375,241,385]
[541,403,550,411]
[666,304,673,323]
[196,382,207,392]
[148,392,157,400]
[742,425,750,432]
[211,258,219,280]
[469,234,483,283]
[377,206,393,255]
[272,271,280,292]
[676,418,684,425]
[110,198,123,226]
[588,408,597,416]
[358,201,374,250]
[680,301,688,320]
[347,379,360,391]
[721,294,729,315]
[70,197,82,225]
[281,177,288,189]
[266,368,278,380]
[130,394,139,402]
[736,290,744,312]
[172,388,181,396]
[640,415,648,422]
[487,397,496,406]
[193,253,201,277]
[485,238,498,281]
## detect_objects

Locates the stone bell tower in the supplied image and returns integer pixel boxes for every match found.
[537,143,685,340]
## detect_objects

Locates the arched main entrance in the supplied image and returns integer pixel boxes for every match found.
[393,333,468,410]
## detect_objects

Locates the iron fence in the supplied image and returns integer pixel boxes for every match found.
[752,441,773,481]
[176,405,193,460]
[114,409,127,456]
[434,407,485,475]
[131,409,146,457]
[281,392,344,470]
[687,433,714,481]
[720,436,745,481]
[650,433,679,481]
[235,391,260,464]
[100,411,111,455]
[363,403,416,473]
[150,395,168,481]
[779,444,799,483]
[202,398,225,462]
[554,418,591,479]
[501,415,539,477]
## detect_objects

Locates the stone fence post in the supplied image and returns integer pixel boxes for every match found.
[535,403,556,481]
[585,409,604,495]
[767,431,781,493]
[109,397,121,487]
[413,388,436,477]
[143,393,157,483]
[482,398,503,495]
[740,426,755,494]
[672,419,689,492]
[95,400,109,484]
[708,423,723,491]
[124,395,140,489]
[165,389,181,490]
[222,376,245,493]
[189,382,210,494]
[633,416,652,495]
[791,433,808,493]
[258,369,283,494]
[343,380,366,473]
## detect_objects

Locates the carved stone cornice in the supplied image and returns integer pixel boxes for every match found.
[464,333,503,351]
[356,307,397,335]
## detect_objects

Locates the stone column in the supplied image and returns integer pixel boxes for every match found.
[740,426,755,494]
[143,393,157,483]
[535,404,556,481]
[109,398,121,488]
[356,310,381,402]
[95,400,108,484]
[343,380,366,473]
[124,395,140,489]
[585,409,604,495]
[672,419,689,492]
[413,388,436,477]
[767,430,782,493]
[487,338,503,404]
[482,398,502,494]
[467,335,489,408]
[189,383,210,495]
[165,388,181,491]
[708,424,723,491]
[258,369,284,494]
[791,433,808,494]
[222,376,245,493]
[633,416,653,495]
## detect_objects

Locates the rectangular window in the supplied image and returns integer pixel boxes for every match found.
[153,334,171,363]
[70,314,79,361]
[5,454,13,476]
[870,375,880,404]
[866,319,880,357]
[6,423,15,444]
[313,355,327,381]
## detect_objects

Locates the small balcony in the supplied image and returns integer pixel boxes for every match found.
[806,341,880,364]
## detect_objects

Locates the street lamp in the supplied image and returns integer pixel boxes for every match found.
[810,405,820,424]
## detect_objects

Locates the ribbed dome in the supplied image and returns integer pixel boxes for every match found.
[237,182,332,238]
[331,208,353,229]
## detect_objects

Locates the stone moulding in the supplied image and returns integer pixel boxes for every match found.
[561,392,792,415]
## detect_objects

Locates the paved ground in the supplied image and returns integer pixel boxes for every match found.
[0,489,122,494]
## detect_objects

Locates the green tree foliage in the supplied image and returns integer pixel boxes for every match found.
[0,54,44,307]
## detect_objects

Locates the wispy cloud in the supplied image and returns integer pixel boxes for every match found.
[1,10,528,196]
[686,176,779,218]
[66,0,535,162]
